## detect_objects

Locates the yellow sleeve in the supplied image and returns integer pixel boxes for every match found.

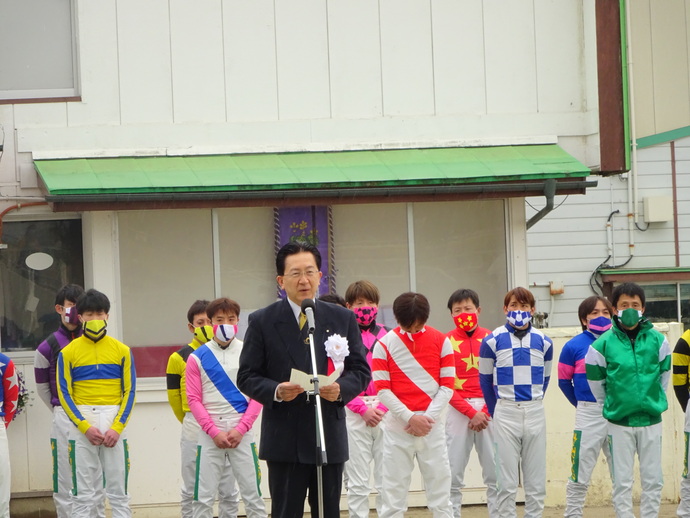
[166,352,185,423]
[111,345,136,434]
[56,345,91,434]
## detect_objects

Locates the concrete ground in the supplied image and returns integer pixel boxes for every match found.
[399,502,680,517]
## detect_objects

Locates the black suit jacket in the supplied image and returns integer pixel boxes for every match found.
[237,298,371,464]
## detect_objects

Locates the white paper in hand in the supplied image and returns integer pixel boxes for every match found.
[289,367,342,392]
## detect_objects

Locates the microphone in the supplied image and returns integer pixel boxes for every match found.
[300,298,316,332]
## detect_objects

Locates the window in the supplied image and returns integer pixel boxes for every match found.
[0,218,84,351]
[0,0,79,102]
[642,282,690,329]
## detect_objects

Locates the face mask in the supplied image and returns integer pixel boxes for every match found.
[454,312,478,332]
[619,308,643,328]
[194,325,213,344]
[506,310,531,328]
[63,306,80,326]
[214,324,237,343]
[353,306,378,327]
[83,319,107,342]
[588,316,612,336]
[404,327,426,341]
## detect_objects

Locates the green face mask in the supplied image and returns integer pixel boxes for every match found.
[83,319,108,342]
[619,307,643,328]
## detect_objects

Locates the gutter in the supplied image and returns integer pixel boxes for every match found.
[45,179,597,205]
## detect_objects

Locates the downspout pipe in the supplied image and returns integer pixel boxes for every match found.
[526,179,557,230]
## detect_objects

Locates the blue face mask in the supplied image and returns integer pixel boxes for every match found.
[588,316,612,336]
[506,310,531,328]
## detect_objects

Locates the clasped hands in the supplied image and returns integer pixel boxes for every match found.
[212,429,243,449]
[468,411,491,432]
[85,426,120,447]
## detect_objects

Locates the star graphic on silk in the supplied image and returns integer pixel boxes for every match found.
[6,371,18,392]
[454,377,467,390]
[449,336,464,353]
[462,353,480,371]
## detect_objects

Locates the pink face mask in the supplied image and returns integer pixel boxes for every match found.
[353,306,378,327]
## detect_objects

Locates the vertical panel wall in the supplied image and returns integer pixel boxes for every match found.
[7,0,596,157]
[327,0,383,119]
[118,209,215,347]
[332,203,410,315]
[224,0,279,122]
[216,207,277,311]
[170,0,227,124]
[414,200,508,331]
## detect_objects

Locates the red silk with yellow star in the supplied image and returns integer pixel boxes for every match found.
[446,325,491,415]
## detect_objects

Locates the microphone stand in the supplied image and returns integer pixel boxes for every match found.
[306,324,327,518]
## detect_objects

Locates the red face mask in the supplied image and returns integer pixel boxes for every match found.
[453,312,478,332]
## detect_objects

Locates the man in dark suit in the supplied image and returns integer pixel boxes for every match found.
[237,242,371,518]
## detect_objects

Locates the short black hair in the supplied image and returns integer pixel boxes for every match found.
[577,296,614,330]
[447,288,480,312]
[76,289,111,315]
[187,300,210,324]
[319,293,347,307]
[611,282,646,307]
[54,284,85,306]
[275,242,322,276]
[393,292,430,329]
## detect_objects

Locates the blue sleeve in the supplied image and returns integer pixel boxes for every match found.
[558,379,577,407]
[558,342,578,407]
[479,338,497,416]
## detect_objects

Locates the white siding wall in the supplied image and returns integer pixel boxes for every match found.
[526,136,690,327]
[0,0,597,173]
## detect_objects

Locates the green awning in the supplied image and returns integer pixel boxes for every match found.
[34,145,595,210]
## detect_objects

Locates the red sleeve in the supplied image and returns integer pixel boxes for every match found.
[3,360,19,427]
[449,390,478,418]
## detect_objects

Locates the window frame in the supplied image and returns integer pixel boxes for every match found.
[0,0,81,104]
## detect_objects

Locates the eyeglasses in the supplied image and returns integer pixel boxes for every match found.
[284,270,319,280]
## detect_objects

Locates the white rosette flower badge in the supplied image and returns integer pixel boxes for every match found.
[324,333,349,372]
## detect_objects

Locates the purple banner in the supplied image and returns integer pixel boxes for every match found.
[275,206,332,298]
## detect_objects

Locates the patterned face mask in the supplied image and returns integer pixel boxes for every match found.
[83,319,107,342]
[214,324,237,343]
[588,316,612,336]
[194,325,214,344]
[63,306,80,326]
[506,310,531,328]
[453,312,478,332]
[353,306,378,327]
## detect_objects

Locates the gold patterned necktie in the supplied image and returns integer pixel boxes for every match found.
[299,312,307,330]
